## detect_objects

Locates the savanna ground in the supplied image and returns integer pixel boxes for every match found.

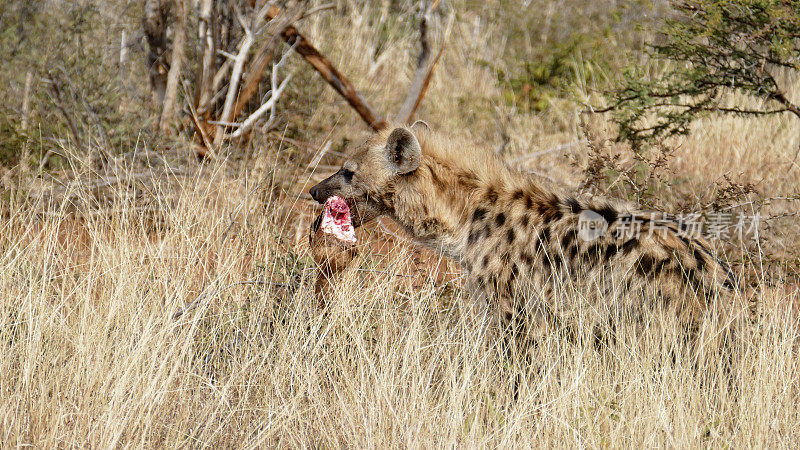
[2,0,800,446]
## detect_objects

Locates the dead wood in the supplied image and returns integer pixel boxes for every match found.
[264,4,388,131]
[45,74,84,150]
[193,0,215,117]
[160,0,187,134]
[21,71,33,131]
[143,0,171,107]
[182,80,213,157]
[396,1,446,124]
[230,5,307,127]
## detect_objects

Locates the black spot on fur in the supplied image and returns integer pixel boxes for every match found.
[512,190,525,201]
[521,252,534,266]
[541,252,551,270]
[636,254,655,276]
[585,242,603,265]
[564,197,582,214]
[505,311,513,323]
[485,188,498,203]
[531,236,542,255]
[472,208,487,223]
[569,244,578,262]
[536,195,563,224]
[683,267,704,293]
[680,235,708,271]
[519,214,529,228]
[540,227,551,244]
[622,239,639,255]
[694,248,707,270]
[483,255,490,269]
[495,212,506,227]
[653,258,671,273]
[509,263,519,284]
[723,275,737,290]
[551,252,562,269]
[561,230,577,248]
[468,229,481,245]
[507,228,516,244]
[604,243,619,260]
[550,196,564,222]
[596,206,618,224]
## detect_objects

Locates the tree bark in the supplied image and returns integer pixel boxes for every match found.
[268,5,387,130]
[396,5,445,125]
[194,0,215,116]
[160,0,187,134]
[143,0,171,107]
[21,70,33,131]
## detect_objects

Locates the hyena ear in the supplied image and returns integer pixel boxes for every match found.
[385,127,421,175]
[410,120,429,132]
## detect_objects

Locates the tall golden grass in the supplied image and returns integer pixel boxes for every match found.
[2,0,800,446]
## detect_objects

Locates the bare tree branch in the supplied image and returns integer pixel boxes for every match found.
[143,0,171,107]
[21,70,33,131]
[160,0,186,133]
[213,7,256,146]
[45,74,83,150]
[396,2,447,124]
[194,0,215,115]
[182,79,214,157]
[228,49,295,139]
[264,4,388,131]
[230,4,306,126]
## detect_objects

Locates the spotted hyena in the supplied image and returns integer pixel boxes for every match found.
[309,122,743,352]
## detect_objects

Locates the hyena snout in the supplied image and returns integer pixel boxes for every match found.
[309,179,333,204]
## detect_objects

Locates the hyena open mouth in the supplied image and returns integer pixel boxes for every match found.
[318,195,356,243]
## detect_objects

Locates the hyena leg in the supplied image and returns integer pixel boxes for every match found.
[466,276,491,316]
[682,317,739,397]
[501,300,552,402]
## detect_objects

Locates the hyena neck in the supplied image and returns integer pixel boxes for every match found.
[386,157,550,263]
[383,157,482,260]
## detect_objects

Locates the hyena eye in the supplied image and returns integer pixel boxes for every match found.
[341,168,354,183]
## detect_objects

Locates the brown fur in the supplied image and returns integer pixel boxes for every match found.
[309,123,743,348]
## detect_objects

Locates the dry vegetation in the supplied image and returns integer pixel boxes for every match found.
[1,0,800,446]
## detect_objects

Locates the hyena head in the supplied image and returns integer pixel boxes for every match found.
[309,124,424,227]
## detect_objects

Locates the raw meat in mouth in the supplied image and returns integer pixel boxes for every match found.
[320,195,356,243]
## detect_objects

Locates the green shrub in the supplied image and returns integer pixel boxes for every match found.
[603,0,800,150]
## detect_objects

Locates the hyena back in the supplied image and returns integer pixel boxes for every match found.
[309,123,743,343]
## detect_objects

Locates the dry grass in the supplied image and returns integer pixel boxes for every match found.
[2,158,800,447]
[2,0,800,446]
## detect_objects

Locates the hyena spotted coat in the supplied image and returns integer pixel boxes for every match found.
[309,122,742,345]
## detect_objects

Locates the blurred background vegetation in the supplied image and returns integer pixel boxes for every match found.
[0,0,798,272]
[0,0,664,166]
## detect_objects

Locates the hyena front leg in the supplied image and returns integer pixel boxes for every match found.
[465,275,491,317]
[498,292,555,401]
